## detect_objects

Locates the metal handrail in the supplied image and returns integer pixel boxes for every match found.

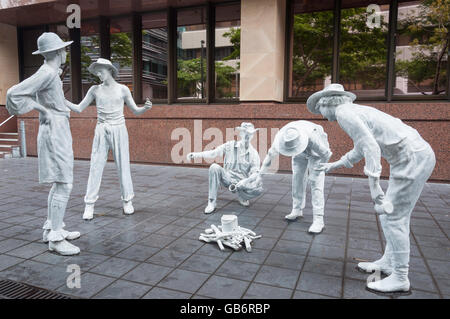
[0,115,14,128]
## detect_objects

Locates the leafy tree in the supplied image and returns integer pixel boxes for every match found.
[395,0,449,95]
[222,27,241,64]
[339,8,389,90]
[291,11,334,96]
[177,57,236,98]
[110,32,133,68]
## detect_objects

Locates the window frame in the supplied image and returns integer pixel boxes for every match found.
[284,0,450,102]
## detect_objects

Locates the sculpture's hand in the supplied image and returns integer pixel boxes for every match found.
[187,152,197,161]
[235,180,245,190]
[144,97,152,110]
[316,162,337,173]
[39,110,53,125]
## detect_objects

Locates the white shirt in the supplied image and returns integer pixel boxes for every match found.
[199,140,261,181]
[336,103,423,178]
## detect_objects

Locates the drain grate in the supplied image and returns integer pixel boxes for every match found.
[0,279,72,299]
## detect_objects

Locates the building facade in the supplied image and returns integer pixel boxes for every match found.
[0,0,448,181]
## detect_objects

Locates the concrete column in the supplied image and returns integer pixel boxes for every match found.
[240,0,286,102]
[0,23,19,105]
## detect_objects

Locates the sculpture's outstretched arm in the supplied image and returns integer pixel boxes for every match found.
[123,86,152,115]
[64,86,96,113]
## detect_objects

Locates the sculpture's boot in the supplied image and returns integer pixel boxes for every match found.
[123,200,134,215]
[204,199,216,214]
[238,195,250,207]
[308,214,324,234]
[49,239,80,256]
[358,233,393,275]
[43,228,80,243]
[47,194,80,256]
[83,203,94,220]
[285,208,303,220]
[367,251,410,293]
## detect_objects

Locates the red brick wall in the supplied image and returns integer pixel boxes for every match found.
[0,106,17,133]
[17,101,450,182]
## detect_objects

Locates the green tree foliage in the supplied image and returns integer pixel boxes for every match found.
[177,58,236,98]
[177,27,240,98]
[395,0,449,95]
[222,27,241,63]
[339,8,389,90]
[111,32,133,67]
[291,8,389,96]
[291,11,334,96]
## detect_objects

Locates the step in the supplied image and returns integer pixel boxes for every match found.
[0,145,16,152]
[0,138,19,142]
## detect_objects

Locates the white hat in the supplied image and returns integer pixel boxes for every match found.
[88,58,119,78]
[306,83,356,114]
[236,122,259,135]
[273,125,308,157]
[32,32,73,55]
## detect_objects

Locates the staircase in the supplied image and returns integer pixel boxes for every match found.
[0,132,19,159]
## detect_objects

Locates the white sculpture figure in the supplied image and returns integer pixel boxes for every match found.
[308,83,436,293]
[64,58,152,220]
[199,214,262,252]
[6,32,80,255]
[258,121,332,234]
[187,122,263,214]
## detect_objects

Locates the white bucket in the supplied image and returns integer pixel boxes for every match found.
[221,215,238,233]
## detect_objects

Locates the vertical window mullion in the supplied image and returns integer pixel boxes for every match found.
[69,27,82,103]
[99,16,111,59]
[386,0,398,102]
[283,0,293,101]
[206,2,215,103]
[132,12,143,103]
[167,7,176,104]
[332,0,341,83]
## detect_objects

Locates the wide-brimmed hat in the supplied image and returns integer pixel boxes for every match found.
[273,125,308,157]
[88,58,119,78]
[32,32,73,55]
[236,122,259,135]
[306,83,356,114]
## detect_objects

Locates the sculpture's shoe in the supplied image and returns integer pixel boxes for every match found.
[308,216,324,234]
[123,201,135,215]
[357,261,393,276]
[285,209,303,220]
[83,204,94,220]
[204,201,216,214]
[366,273,410,293]
[238,198,250,207]
[43,229,80,243]
[48,240,80,256]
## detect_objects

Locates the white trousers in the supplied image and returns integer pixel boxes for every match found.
[382,141,435,273]
[292,154,326,216]
[84,122,134,204]
[208,163,263,201]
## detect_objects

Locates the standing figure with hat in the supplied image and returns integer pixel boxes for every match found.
[308,83,435,293]
[259,121,332,234]
[187,122,263,214]
[64,58,152,220]
[6,32,81,255]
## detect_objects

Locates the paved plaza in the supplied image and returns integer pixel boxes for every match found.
[0,157,448,299]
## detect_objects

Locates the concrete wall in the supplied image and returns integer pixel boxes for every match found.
[17,101,450,182]
[240,0,286,102]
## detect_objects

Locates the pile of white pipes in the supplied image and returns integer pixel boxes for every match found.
[199,215,261,252]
